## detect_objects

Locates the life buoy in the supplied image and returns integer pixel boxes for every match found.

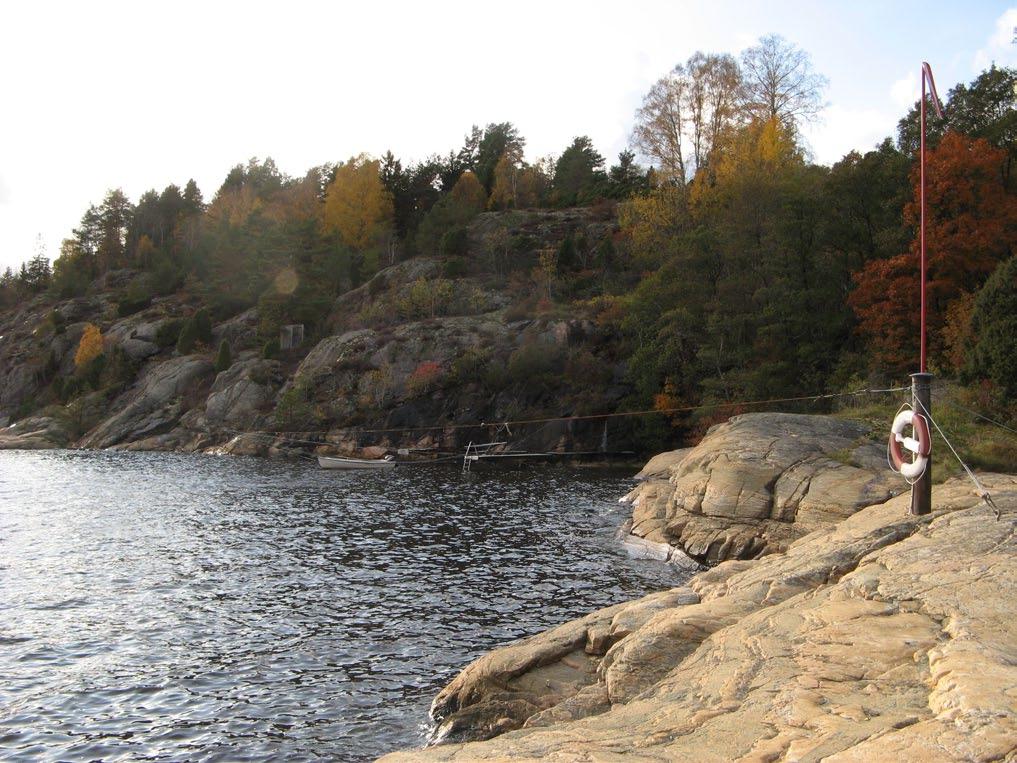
[888,408,931,479]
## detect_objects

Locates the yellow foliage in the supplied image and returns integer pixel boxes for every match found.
[75,323,104,368]
[617,186,687,267]
[323,154,394,251]
[449,170,487,213]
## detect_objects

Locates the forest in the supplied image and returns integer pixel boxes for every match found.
[2,35,1015,452]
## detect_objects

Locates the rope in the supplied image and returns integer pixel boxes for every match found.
[912,396,1001,520]
[223,385,911,440]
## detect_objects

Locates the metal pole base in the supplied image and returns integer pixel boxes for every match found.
[910,372,933,515]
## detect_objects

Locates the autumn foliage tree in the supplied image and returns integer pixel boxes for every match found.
[323,155,394,251]
[75,323,104,368]
[850,132,1017,372]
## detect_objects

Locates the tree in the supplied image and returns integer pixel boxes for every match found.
[850,132,1017,371]
[968,256,1017,395]
[474,123,525,193]
[739,34,827,131]
[606,151,649,198]
[214,340,233,374]
[75,323,104,368]
[323,155,394,252]
[632,65,688,184]
[897,65,1016,182]
[684,52,742,173]
[95,189,134,271]
[415,171,487,256]
[552,136,606,205]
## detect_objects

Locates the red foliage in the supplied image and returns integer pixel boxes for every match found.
[849,132,1017,372]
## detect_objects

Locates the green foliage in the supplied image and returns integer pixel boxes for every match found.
[552,136,607,206]
[193,308,213,344]
[274,381,317,430]
[262,338,280,359]
[443,257,468,278]
[968,256,1017,395]
[155,319,183,348]
[440,227,469,257]
[506,341,564,385]
[176,317,198,354]
[214,340,233,374]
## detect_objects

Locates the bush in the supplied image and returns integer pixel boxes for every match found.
[176,317,198,354]
[506,341,563,384]
[440,227,469,257]
[48,310,65,335]
[155,319,183,348]
[405,360,444,397]
[214,340,233,374]
[274,382,317,430]
[193,308,213,344]
[262,338,280,359]
[443,257,468,279]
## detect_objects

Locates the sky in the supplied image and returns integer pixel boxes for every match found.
[1,1,1015,273]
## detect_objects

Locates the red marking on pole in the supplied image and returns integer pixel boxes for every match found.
[919,62,944,374]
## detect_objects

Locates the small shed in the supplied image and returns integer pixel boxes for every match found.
[280,324,305,351]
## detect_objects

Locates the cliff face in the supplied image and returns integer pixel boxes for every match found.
[381,472,1017,762]
[0,209,629,457]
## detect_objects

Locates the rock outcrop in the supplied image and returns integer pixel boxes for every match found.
[0,416,70,449]
[381,474,1017,761]
[621,413,902,564]
[77,355,214,449]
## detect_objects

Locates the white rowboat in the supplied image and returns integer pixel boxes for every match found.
[317,455,397,470]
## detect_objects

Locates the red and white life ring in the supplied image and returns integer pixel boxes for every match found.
[889,408,931,480]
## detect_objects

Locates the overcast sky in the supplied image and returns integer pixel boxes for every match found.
[1,1,1015,273]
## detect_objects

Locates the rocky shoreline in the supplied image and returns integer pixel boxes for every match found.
[380,414,1016,761]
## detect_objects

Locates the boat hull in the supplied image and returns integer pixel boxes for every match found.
[317,456,396,470]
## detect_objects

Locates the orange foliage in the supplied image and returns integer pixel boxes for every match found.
[75,323,104,368]
[849,132,1017,372]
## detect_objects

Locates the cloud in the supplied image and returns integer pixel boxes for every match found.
[890,72,920,110]
[0,174,9,205]
[973,7,1017,70]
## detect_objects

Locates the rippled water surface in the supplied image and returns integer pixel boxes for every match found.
[0,450,683,761]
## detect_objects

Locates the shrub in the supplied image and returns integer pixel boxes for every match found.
[176,317,198,354]
[155,319,183,348]
[443,257,468,279]
[506,341,563,384]
[405,360,444,397]
[193,308,213,345]
[274,382,317,430]
[48,310,66,335]
[440,227,469,257]
[262,338,280,359]
[214,340,233,374]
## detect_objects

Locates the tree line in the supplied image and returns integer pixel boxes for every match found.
[2,35,1014,432]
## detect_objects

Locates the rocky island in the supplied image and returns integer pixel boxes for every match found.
[381,414,1016,761]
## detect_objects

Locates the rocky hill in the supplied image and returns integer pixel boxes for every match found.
[380,418,1017,761]
[0,208,634,458]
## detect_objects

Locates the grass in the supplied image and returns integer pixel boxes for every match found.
[833,383,1017,482]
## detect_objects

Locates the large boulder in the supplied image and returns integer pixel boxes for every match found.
[77,355,214,448]
[382,475,1017,761]
[622,413,901,564]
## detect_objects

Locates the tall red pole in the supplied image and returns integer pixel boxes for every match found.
[911,62,943,517]
[920,68,927,372]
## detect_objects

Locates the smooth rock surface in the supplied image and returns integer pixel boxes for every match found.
[625,413,901,564]
[381,474,1017,762]
[77,355,214,448]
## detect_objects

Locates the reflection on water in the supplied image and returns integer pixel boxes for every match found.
[0,450,683,761]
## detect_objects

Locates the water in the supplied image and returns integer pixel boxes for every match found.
[0,450,683,761]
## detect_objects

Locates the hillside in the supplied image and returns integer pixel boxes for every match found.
[0,208,643,457]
